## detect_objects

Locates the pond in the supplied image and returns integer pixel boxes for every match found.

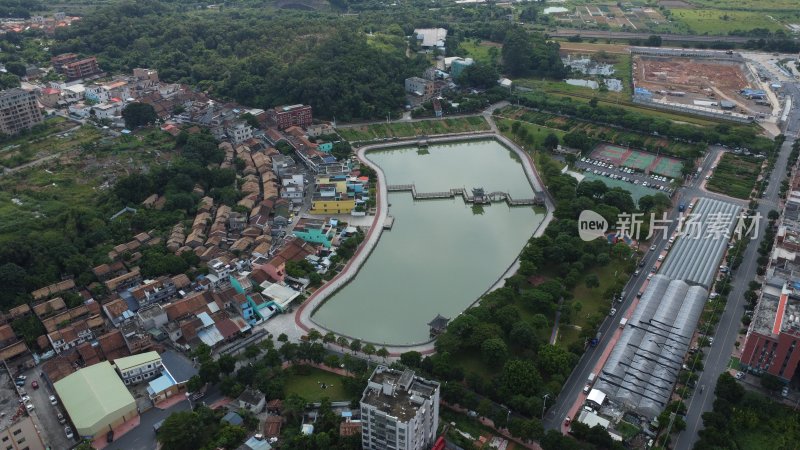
[311,139,545,344]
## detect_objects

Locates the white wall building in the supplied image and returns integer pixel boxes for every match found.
[360,366,440,450]
[113,351,163,385]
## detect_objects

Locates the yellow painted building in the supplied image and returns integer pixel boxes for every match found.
[315,176,348,193]
[310,198,356,214]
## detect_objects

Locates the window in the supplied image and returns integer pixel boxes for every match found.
[16,437,24,444]
[12,429,21,436]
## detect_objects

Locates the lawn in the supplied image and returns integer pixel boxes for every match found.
[706,153,762,199]
[671,9,786,35]
[337,116,490,142]
[283,367,352,402]
[457,39,501,65]
[496,118,566,151]
[560,261,632,348]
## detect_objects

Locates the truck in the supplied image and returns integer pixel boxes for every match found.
[620,317,628,328]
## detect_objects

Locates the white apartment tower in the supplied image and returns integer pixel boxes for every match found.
[360,366,440,450]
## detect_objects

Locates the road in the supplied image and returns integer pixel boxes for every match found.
[674,81,800,449]
[548,29,754,44]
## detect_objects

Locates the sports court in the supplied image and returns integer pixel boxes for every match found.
[590,143,683,178]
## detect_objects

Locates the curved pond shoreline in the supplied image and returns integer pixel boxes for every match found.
[294,132,555,354]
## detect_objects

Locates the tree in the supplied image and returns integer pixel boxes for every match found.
[362,343,376,358]
[481,338,509,365]
[5,61,26,78]
[761,373,784,391]
[646,35,663,47]
[218,354,237,375]
[187,375,204,393]
[350,339,362,353]
[543,133,559,150]
[307,328,322,342]
[400,351,422,368]
[337,336,349,348]
[277,333,289,343]
[456,62,499,89]
[376,347,389,361]
[323,332,336,344]
[584,274,600,288]
[121,102,158,129]
[244,345,261,360]
[158,411,208,450]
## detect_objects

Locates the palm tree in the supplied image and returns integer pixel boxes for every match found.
[323,332,336,344]
[307,328,322,342]
[337,336,349,349]
[350,339,362,354]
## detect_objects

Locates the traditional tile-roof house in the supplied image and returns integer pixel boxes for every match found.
[33,296,67,319]
[104,267,142,291]
[252,238,316,283]
[130,276,178,307]
[32,279,76,301]
[98,329,130,361]
[103,297,134,327]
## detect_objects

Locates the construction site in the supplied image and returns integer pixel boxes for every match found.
[631,48,778,123]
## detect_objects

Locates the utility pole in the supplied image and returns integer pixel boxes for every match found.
[660,412,677,448]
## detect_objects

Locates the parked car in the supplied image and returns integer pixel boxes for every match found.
[31,381,38,389]
[25,402,33,412]
[735,372,745,380]
[15,375,26,381]
[49,395,57,406]
[57,412,66,424]
[19,395,30,403]
[14,380,25,387]
[564,416,571,427]
[65,427,74,440]
[782,386,790,397]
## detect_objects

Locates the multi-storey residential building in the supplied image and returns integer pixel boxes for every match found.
[0,88,43,135]
[226,122,254,145]
[63,57,101,81]
[113,351,163,385]
[310,185,355,214]
[0,416,46,450]
[267,104,312,130]
[360,366,440,450]
[404,77,435,98]
[293,218,335,248]
[51,53,78,73]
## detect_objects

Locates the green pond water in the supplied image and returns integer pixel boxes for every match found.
[312,140,545,344]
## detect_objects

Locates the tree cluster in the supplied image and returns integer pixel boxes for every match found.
[501,27,567,79]
[52,1,428,121]
[513,93,775,156]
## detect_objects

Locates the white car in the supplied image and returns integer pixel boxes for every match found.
[49,395,57,406]
[688,203,694,209]
[609,308,617,316]
[25,402,34,412]
[18,395,30,403]
[65,427,74,440]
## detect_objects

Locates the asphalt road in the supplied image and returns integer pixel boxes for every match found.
[674,81,800,449]
[548,29,754,44]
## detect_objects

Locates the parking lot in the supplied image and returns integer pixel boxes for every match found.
[575,157,676,194]
[19,367,75,450]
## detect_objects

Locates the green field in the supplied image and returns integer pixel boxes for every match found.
[681,0,800,10]
[706,153,762,199]
[337,116,490,142]
[671,9,787,34]
[457,39,500,65]
[496,118,566,151]
[283,367,352,402]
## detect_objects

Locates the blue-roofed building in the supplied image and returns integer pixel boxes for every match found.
[318,142,333,152]
[222,411,244,427]
[147,350,198,403]
[238,435,272,450]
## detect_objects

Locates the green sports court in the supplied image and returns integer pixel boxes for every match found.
[590,143,683,179]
